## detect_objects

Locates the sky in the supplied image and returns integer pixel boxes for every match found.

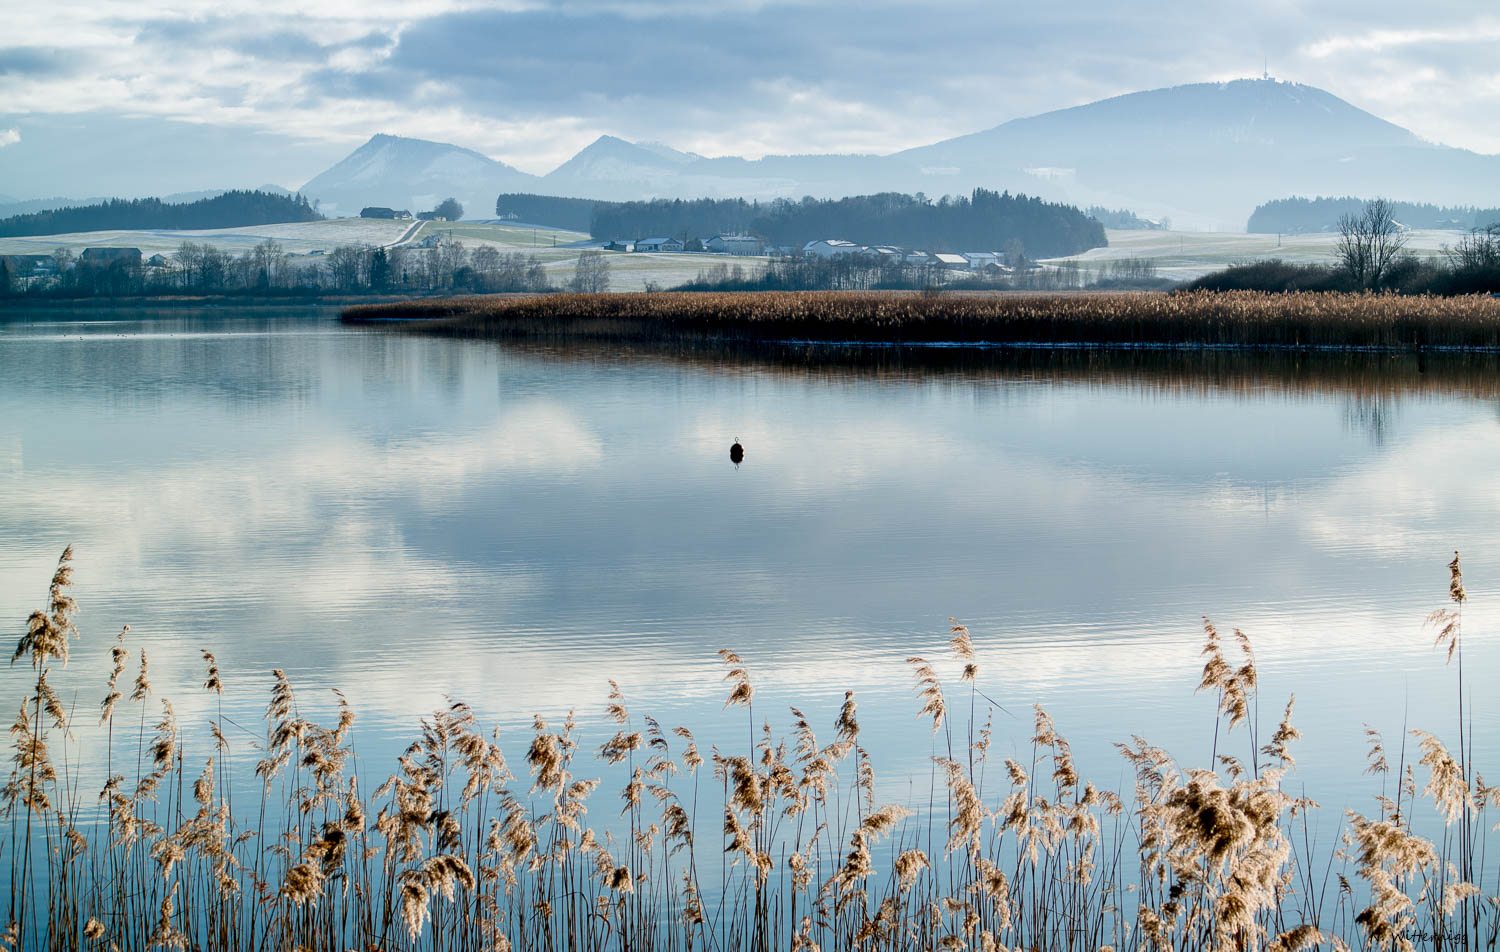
[0,0,1498,199]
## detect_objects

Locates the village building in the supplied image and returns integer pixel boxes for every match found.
[932,253,969,269]
[705,235,764,256]
[360,207,413,220]
[0,254,56,287]
[146,253,172,268]
[634,237,685,253]
[961,252,1006,270]
[802,239,864,258]
[80,247,142,270]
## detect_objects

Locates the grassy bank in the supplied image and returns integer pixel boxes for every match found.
[5,548,1498,951]
[342,290,1500,351]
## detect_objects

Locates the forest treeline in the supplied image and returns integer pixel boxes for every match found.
[1248,196,1500,234]
[0,190,321,238]
[499,189,1108,258]
[495,194,599,232]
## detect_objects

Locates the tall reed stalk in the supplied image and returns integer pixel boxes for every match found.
[3,545,1497,951]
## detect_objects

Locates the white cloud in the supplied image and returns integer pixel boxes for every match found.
[2,0,1499,194]
[0,129,19,148]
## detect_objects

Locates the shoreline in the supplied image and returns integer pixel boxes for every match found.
[342,289,1500,352]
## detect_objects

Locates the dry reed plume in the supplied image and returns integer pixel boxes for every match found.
[344,290,1500,351]
[3,548,1497,951]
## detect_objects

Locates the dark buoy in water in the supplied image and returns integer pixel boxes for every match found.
[730,439,744,467]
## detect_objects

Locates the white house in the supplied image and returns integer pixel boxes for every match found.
[933,253,968,269]
[706,235,764,256]
[961,252,1006,270]
[802,239,864,258]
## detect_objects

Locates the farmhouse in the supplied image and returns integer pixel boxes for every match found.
[146,254,171,268]
[0,254,56,287]
[932,253,968,269]
[803,239,864,258]
[961,252,1006,270]
[80,247,142,270]
[635,237,684,253]
[706,235,764,255]
[360,207,413,220]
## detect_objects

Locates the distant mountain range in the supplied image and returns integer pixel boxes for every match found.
[299,80,1500,231]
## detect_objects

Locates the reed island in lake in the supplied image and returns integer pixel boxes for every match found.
[342,290,1500,351]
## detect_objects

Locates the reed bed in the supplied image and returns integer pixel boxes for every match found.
[343,290,1500,351]
[5,548,1499,952]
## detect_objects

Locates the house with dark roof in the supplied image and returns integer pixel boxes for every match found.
[634,237,684,252]
[706,235,764,256]
[80,247,142,270]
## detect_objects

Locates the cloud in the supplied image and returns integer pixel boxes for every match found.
[0,129,17,148]
[2,0,1499,195]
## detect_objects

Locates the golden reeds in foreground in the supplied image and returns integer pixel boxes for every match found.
[2,547,1497,952]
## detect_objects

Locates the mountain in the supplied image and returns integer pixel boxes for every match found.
[540,135,701,200]
[890,79,1498,229]
[300,81,1500,231]
[299,134,539,218]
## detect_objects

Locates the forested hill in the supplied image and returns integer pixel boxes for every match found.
[752,191,1105,257]
[580,189,1105,257]
[1248,196,1500,234]
[495,194,600,232]
[0,190,321,237]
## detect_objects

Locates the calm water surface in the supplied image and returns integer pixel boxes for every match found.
[1,306,1497,815]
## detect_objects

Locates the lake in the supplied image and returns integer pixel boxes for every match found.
[1,305,1495,820]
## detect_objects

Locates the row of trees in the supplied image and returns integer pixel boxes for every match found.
[1248,195,1500,234]
[0,190,320,238]
[669,251,1164,293]
[2,238,556,296]
[586,189,1107,258]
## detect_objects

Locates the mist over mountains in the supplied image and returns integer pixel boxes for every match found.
[295,79,1500,232]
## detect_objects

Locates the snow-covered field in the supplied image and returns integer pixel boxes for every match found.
[1046,227,1468,282]
[0,215,768,290]
[0,217,419,256]
[538,251,766,292]
[403,220,589,250]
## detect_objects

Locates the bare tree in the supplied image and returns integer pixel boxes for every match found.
[569,250,611,293]
[1336,198,1408,289]
[1447,224,1500,273]
[326,245,367,290]
[252,239,285,288]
